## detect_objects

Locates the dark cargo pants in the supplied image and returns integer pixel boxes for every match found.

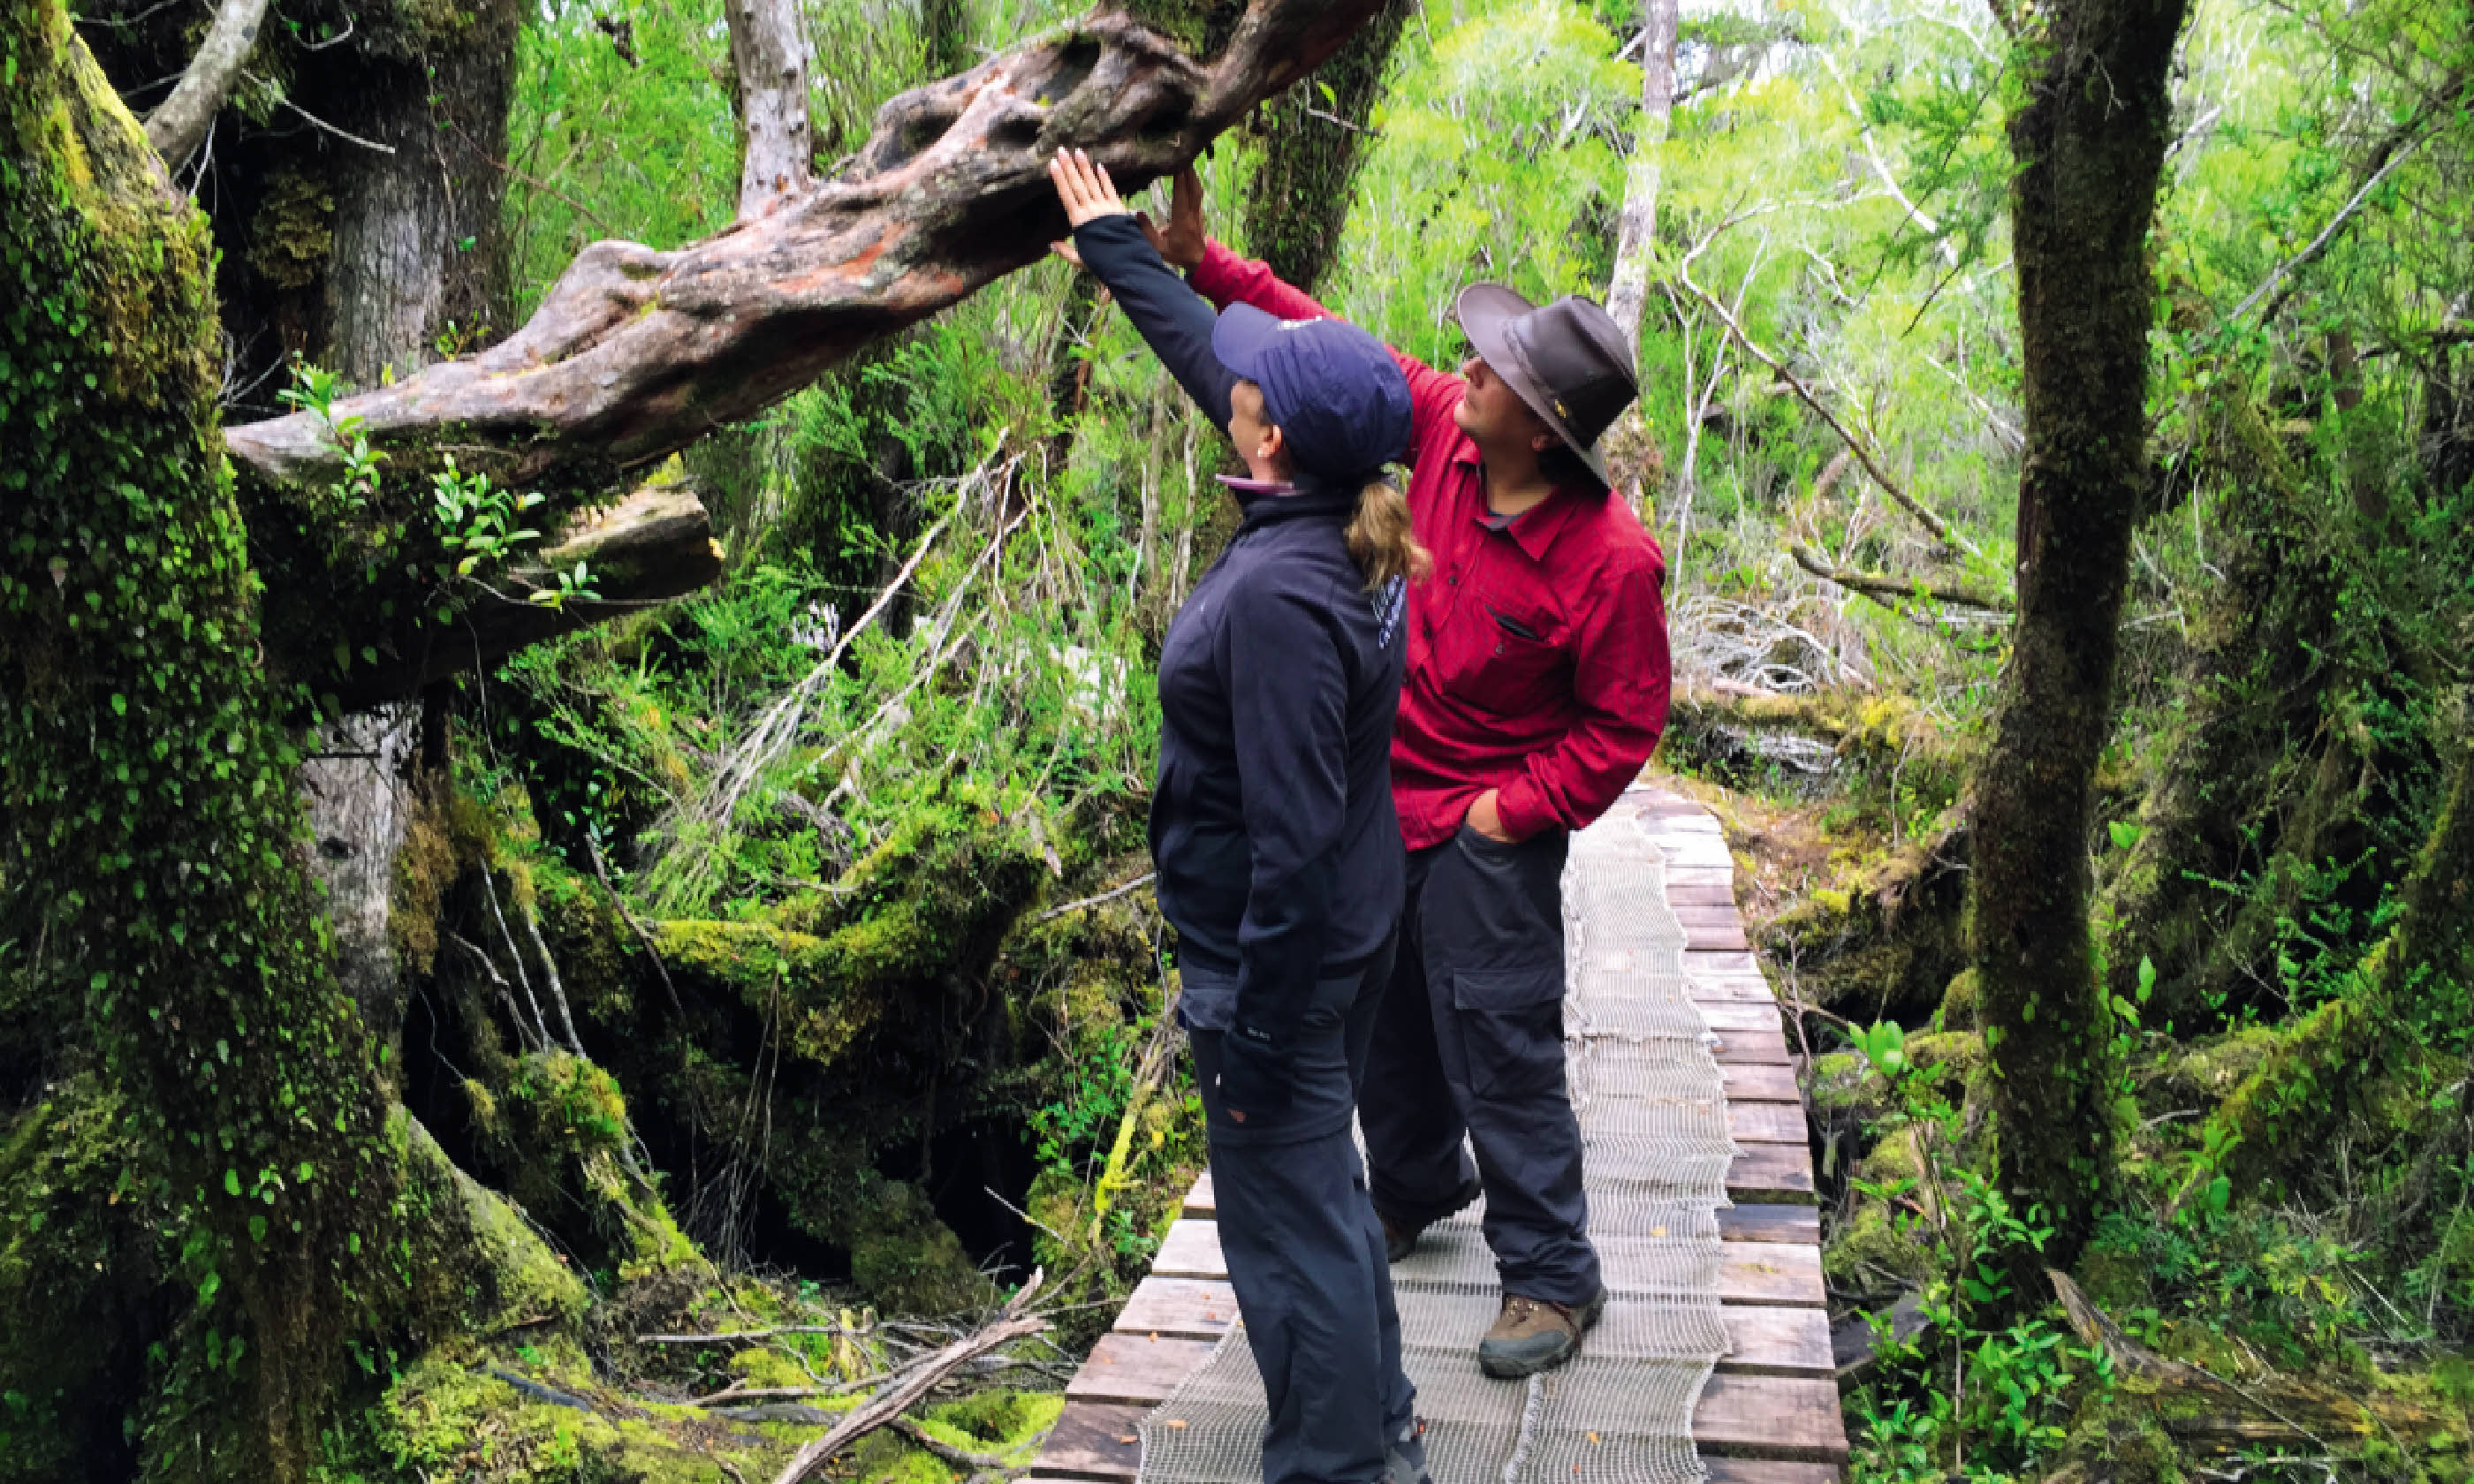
[1188,942,1415,1484]
[1361,823,1601,1306]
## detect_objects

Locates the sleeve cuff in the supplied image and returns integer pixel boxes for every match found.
[1494,781,1560,842]
[1189,238,1244,307]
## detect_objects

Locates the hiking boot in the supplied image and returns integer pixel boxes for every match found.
[1384,1417,1432,1484]
[1476,1287,1607,1378]
[1377,1177,1483,1263]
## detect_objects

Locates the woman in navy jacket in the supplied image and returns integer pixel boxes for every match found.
[1050,150,1429,1484]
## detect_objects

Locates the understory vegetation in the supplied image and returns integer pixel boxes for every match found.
[4,0,2468,1479]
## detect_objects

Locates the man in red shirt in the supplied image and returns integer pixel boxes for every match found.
[1137,172,1672,1378]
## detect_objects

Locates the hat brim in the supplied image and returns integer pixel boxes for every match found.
[1455,283,1615,490]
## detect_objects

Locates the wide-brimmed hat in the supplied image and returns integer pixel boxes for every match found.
[1456,284,1639,489]
[1210,303,1413,482]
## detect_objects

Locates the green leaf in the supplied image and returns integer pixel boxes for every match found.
[223,1169,240,1197]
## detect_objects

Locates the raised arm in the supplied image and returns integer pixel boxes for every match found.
[1189,241,1465,457]
[1052,151,1239,428]
[1132,167,1465,455]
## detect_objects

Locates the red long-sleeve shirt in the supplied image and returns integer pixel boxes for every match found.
[1192,242,1672,850]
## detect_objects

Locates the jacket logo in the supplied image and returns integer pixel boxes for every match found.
[1370,576,1406,649]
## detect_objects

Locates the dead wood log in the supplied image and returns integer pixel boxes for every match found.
[142,0,272,164]
[222,1,1388,503]
[331,483,722,709]
[2047,1270,2447,1452]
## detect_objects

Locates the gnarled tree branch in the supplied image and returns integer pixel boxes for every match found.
[143,0,271,164]
[224,2,1386,501]
[1791,542,2012,612]
[218,0,1389,705]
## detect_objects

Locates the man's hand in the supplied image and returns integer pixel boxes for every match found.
[1049,158,1210,273]
[1466,788,1517,844]
[1138,165,1208,271]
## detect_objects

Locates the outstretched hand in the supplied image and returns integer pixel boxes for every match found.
[1047,156,1210,272]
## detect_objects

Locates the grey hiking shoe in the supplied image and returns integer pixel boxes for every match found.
[1377,1177,1483,1263]
[1476,1287,1607,1378]
[1384,1417,1432,1484]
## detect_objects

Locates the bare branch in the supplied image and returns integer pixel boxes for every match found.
[727,0,815,217]
[1678,212,1973,557]
[143,0,270,164]
[769,1309,1048,1484]
[1791,543,2012,612]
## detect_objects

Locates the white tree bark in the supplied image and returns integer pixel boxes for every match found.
[142,0,274,165]
[1605,0,1681,361]
[729,0,815,217]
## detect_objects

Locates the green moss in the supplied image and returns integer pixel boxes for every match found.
[1825,1190,1940,1291]
[317,1349,796,1483]
[462,1052,701,1281]
[0,1077,163,1482]
[655,919,881,1064]
[1936,967,1979,1031]
[3,14,415,1473]
[247,166,333,291]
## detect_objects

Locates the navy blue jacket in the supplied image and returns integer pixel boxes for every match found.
[1074,215,1407,1044]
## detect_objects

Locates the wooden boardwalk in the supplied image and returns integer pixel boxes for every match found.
[1028,789,1847,1482]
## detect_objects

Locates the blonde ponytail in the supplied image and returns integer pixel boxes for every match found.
[1346,480,1431,591]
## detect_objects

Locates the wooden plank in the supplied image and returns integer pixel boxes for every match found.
[1032,1400,1146,1480]
[1719,1239,1826,1307]
[1700,1000,1783,1034]
[1727,1143,1816,1204]
[1693,1374,1849,1463]
[1665,863,1734,882]
[1114,1275,1236,1339]
[1711,1026,1792,1064]
[1183,1173,1214,1219]
[1699,1457,1847,1484]
[1665,881,1738,907]
[1685,949,1762,975]
[1716,1203,1820,1246]
[1690,973,1778,1003]
[1152,1218,1227,1280]
[1729,1101,1810,1145]
[1065,1333,1220,1405]
[1719,1060,1804,1102]
[1719,1306,1836,1378]
[1683,919,1753,951]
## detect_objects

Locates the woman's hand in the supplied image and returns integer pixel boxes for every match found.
[1048,154,1209,271]
[1047,148,1128,269]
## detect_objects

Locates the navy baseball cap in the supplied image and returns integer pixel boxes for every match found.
[1210,304,1412,481]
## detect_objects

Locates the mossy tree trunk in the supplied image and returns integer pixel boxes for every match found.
[2205,710,2474,1193]
[1240,0,1415,292]
[1971,0,2191,1282]
[1,8,400,1474]
[2098,396,2344,1023]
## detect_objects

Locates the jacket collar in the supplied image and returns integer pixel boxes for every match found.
[1219,472,1361,529]
[1451,445,1597,561]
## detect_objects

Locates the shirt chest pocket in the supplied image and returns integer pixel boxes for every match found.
[1438,587,1567,717]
